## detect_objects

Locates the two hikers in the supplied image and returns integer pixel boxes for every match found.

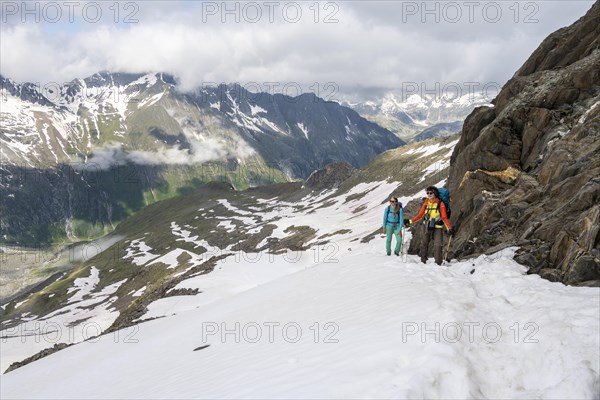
[381,197,404,256]
[404,186,454,265]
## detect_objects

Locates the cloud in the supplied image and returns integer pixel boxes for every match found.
[0,1,594,100]
[77,134,255,170]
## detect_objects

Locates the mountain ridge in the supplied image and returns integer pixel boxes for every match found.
[344,91,491,142]
[1,72,404,244]
[1,72,404,171]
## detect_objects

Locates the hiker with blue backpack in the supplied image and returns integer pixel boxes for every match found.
[404,186,454,265]
[381,197,404,256]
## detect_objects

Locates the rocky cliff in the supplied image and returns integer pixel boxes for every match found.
[443,2,600,285]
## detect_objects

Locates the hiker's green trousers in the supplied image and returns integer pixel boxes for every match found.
[385,224,402,255]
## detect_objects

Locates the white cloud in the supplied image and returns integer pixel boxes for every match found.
[76,133,255,170]
[0,1,594,99]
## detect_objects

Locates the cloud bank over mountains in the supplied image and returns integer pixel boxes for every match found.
[0,1,594,99]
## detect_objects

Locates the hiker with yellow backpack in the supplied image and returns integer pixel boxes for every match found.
[404,186,455,265]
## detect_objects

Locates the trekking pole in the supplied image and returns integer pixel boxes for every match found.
[442,235,453,266]
[401,225,406,256]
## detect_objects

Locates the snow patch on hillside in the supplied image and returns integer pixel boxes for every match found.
[67,267,100,303]
[123,239,159,266]
[250,104,267,116]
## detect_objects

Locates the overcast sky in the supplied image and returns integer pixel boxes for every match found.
[0,0,595,101]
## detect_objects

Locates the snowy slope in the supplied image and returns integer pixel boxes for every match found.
[0,135,455,372]
[0,73,145,167]
[1,174,599,399]
[1,247,598,398]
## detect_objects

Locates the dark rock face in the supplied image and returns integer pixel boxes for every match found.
[514,4,600,77]
[439,2,600,285]
[0,163,167,244]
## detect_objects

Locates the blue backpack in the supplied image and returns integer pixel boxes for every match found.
[437,187,451,218]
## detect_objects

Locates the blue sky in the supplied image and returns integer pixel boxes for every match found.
[0,0,595,99]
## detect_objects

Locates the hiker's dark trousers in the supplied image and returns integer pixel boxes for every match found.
[420,226,443,265]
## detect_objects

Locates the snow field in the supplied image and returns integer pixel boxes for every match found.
[1,246,598,399]
[1,177,598,399]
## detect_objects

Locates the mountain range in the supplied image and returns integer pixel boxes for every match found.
[0,74,404,243]
[344,91,491,142]
[0,73,404,173]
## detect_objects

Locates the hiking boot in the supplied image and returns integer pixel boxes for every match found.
[387,252,391,256]
[421,257,427,264]
[394,252,400,256]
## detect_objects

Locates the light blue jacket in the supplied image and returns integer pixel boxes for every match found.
[383,205,403,228]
